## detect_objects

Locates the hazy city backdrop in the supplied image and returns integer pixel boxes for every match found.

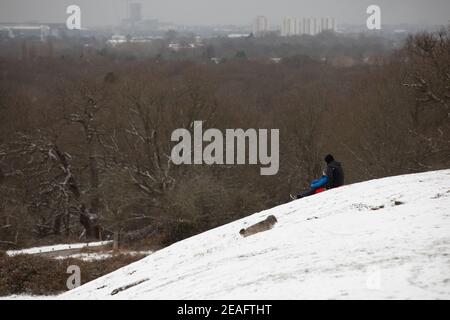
[1,0,449,27]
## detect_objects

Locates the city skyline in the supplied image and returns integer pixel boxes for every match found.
[0,0,449,27]
[281,17,336,36]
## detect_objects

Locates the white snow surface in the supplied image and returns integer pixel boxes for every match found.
[6,241,112,256]
[54,252,114,261]
[54,250,153,261]
[60,170,450,300]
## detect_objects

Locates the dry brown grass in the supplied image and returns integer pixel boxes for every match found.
[0,252,145,296]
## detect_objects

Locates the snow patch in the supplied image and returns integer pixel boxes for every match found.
[6,241,112,257]
[54,250,153,261]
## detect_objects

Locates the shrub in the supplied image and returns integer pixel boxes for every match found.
[0,254,144,296]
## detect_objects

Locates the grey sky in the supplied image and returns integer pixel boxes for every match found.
[0,0,449,26]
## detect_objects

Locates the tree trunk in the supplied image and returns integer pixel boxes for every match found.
[53,213,62,235]
[79,206,101,240]
[113,231,119,251]
[0,167,4,185]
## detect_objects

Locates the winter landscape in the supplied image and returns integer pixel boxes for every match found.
[0,0,449,302]
[2,170,449,300]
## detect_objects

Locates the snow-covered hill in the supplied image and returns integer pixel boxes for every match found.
[60,170,450,299]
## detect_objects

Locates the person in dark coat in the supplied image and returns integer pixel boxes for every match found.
[324,154,344,189]
[291,154,344,200]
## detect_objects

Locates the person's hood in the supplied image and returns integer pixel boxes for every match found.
[328,160,341,168]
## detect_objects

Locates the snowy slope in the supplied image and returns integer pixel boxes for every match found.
[60,170,450,300]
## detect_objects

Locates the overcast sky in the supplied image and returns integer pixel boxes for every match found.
[0,0,449,26]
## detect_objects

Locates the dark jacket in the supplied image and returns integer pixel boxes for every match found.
[325,160,344,189]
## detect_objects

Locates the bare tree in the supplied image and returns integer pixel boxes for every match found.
[401,28,450,167]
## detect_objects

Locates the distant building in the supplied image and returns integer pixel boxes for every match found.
[168,42,182,51]
[325,17,336,33]
[157,22,177,31]
[0,24,50,41]
[227,33,251,38]
[281,17,301,36]
[129,3,142,24]
[281,17,336,36]
[120,3,161,36]
[107,35,127,46]
[253,16,269,36]
[270,57,282,63]
[138,19,158,30]
[0,23,77,41]
[130,19,159,36]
